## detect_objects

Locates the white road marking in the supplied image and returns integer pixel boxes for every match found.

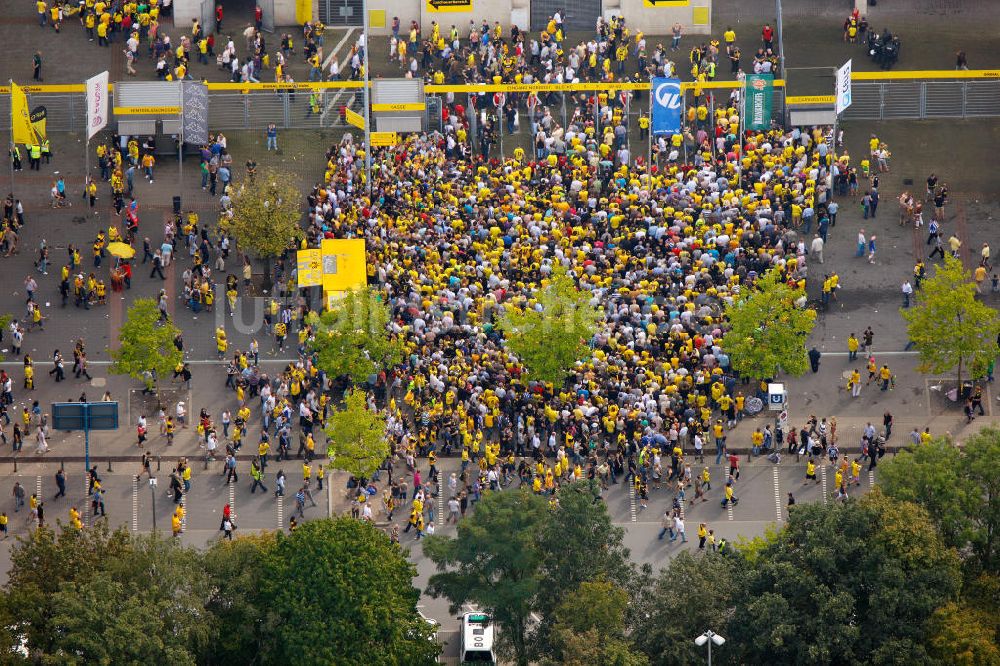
[868,469,876,488]
[821,464,829,505]
[628,485,637,523]
[773,466,782,523]
[132,475,138,531]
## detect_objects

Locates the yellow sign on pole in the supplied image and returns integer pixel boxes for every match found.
[370,132,399,146]
[784,95,836,105]
[642,0,689,6]
[426,0,472,12]
[113,106,182,115]
[345,108,366,129]
[371,102,426,112]
[320,239,368,294]
[296,249,323,288]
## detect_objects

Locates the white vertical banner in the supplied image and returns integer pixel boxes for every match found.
[86,71,109,140]
[836,59,853,114]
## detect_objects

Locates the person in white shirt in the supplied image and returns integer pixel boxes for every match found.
[811,235,824,263]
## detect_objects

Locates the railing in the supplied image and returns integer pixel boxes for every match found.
[2,75,1000,134]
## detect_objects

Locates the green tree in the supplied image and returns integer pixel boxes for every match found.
[0,525,213,664]
[221,168,304,260]
[324,389,390,479]
[632,552,740,666]
[531,482,635,654]
[879,436,976,550]
[424,490,549,666]
[902,255,1000,385]
[880,426,1000,574]
[964,427,1000,573]
[202,532,279,665]
[263,517,438,665]
[728,491,961,665]
[109,297,183,396]
[307,287,403,384]
[500,265,601,386]
[926,602,1000,666]
[543,580,648,666]
[721,268,816,381]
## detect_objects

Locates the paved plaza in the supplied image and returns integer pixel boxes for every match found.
[0,1,999,662]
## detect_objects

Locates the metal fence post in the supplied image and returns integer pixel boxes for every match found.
[282,91,291,128]
[962,81,968,118]
[879,83,886,122]
[919,82,927,119]
[243,94,250,129]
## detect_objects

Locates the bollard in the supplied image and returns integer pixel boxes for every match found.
[13,457,16,474]
[156,456,161,472]
[60,460,65,472]
[107,457,113,472]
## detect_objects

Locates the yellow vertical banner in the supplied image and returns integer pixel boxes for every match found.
[296,0,312,24]
[10,82,38,146]
[321,238,368,293]
[296,249,323,288]
[345,108,366,129]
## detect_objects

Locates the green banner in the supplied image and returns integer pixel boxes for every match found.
[743,74,774,131]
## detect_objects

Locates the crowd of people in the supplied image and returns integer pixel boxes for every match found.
[8,10,994,547]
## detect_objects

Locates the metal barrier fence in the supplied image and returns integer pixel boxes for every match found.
[2,79,999,136]
[841,80,1000,121]
[0,89,365,133]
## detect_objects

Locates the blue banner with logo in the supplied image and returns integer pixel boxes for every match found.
[650,77,682,135]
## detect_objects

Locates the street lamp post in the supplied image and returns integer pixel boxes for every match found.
[695,630,726,666]
[149,476,158,531]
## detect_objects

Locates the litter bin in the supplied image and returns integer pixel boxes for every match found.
[172,196,181,215]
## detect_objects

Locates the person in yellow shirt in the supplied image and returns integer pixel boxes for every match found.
[805,460,818,484]
[848,369,861,398]
[847,333,859,361]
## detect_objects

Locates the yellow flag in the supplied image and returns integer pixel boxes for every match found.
[10,82,39,146]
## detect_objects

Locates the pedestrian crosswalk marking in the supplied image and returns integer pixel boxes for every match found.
[821,464,829,505]
[773,467,783,522]
[180,491,187,533]
[629,486,637,523]
[131,475,138,531]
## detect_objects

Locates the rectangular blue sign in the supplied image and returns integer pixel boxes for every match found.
[650,77,683,135]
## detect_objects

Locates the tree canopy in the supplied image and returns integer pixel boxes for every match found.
[109,297,183,393]
[721,268,816,380]
[324,389,390,480]
[881,426,1000,574]
[902,255,1000,384]
[263,517,439,665]
[221,168,304,259]
[0,519,438,665]
[307,287,404,384]
[500,265,601,387]
[424,484,632,666]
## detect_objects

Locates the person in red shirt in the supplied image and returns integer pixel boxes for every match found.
[255,5,263,29]
[762,23,774,50]
[215,4,223,32]
[728,453,740,480]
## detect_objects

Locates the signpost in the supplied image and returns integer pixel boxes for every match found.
[370,131,399,146]
[426,0,473,12]
[51,402,119,470]
[345,107,366,130]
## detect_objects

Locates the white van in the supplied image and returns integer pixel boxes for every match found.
[460,612,496,663]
